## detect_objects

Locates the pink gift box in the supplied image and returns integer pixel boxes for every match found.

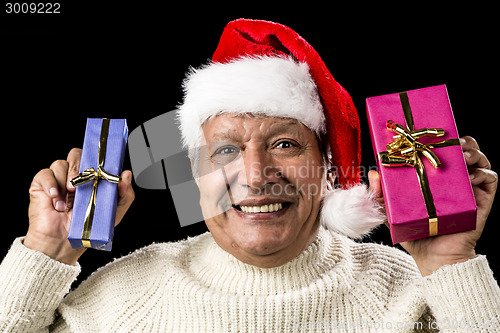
[366,85,476,244]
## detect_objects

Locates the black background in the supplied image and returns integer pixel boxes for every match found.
[1,3,498,285]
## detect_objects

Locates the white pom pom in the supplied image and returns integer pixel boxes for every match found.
[320,184,386,239]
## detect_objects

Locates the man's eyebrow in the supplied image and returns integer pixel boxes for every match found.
[208,119,304,142]
[267,119,302,136]
[209,130,241,143]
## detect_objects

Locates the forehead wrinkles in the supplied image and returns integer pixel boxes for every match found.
[206,116,305,144]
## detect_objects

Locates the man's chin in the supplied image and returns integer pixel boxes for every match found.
[230,223,296,255]
[237,239,289,257]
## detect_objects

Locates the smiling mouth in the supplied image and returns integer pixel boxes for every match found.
[232,202,290,213]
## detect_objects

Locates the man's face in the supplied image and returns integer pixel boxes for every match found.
[196,114,327,267]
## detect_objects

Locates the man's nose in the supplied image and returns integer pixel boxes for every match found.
[241,148,281,191]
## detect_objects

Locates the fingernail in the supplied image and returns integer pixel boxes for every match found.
[49,187,58,197]
[460,138,466,145]
[464,151,471,158]
[55,200,66,211]
[124,172,132,184]
[469,173,475,180]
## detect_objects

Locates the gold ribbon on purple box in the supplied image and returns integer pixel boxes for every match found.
[377,92,460,237]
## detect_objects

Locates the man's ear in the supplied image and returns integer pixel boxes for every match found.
[326,169,336,191]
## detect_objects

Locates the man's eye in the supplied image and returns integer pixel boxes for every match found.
[214,146,239,155]
[211,145,241,166]
[275,141,295,149]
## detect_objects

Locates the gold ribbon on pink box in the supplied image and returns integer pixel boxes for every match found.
[377,92,460,237]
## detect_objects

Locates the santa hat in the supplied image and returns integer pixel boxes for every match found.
[176,18,384,239]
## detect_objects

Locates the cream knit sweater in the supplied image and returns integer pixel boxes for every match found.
[1,227,499,332]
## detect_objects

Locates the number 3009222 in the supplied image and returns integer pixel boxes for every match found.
[5,3,60,14]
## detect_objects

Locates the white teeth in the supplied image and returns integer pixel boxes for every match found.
[240,203,283,213]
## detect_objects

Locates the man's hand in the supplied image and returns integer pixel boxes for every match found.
[368,136,497,276]
[24,148,135,265]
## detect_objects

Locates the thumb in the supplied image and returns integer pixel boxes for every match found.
[368,170,388,229]
[115,170,135,226]
[368,170,382,199]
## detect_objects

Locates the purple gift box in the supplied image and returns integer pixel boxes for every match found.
[68,118,128,251]
[366,85,476,244]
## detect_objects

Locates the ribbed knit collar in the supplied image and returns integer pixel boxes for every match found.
[188,227,352,296]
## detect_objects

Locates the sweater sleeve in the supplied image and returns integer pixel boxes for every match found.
[0,237,80,333]
[422,255,500,332]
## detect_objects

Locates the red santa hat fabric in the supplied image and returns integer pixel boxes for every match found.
[179,18,361,187]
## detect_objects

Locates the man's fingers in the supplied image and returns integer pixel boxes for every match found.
[29,168,62,211]
[461,135,490,169]
[470,168,498,191]
[66,148,82,192]
[115,170,135,226]
[460,136,480,151]
[49,160,70,211]
[368,170,382,198]
[464,148,491,170]
[460,135,497,192]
